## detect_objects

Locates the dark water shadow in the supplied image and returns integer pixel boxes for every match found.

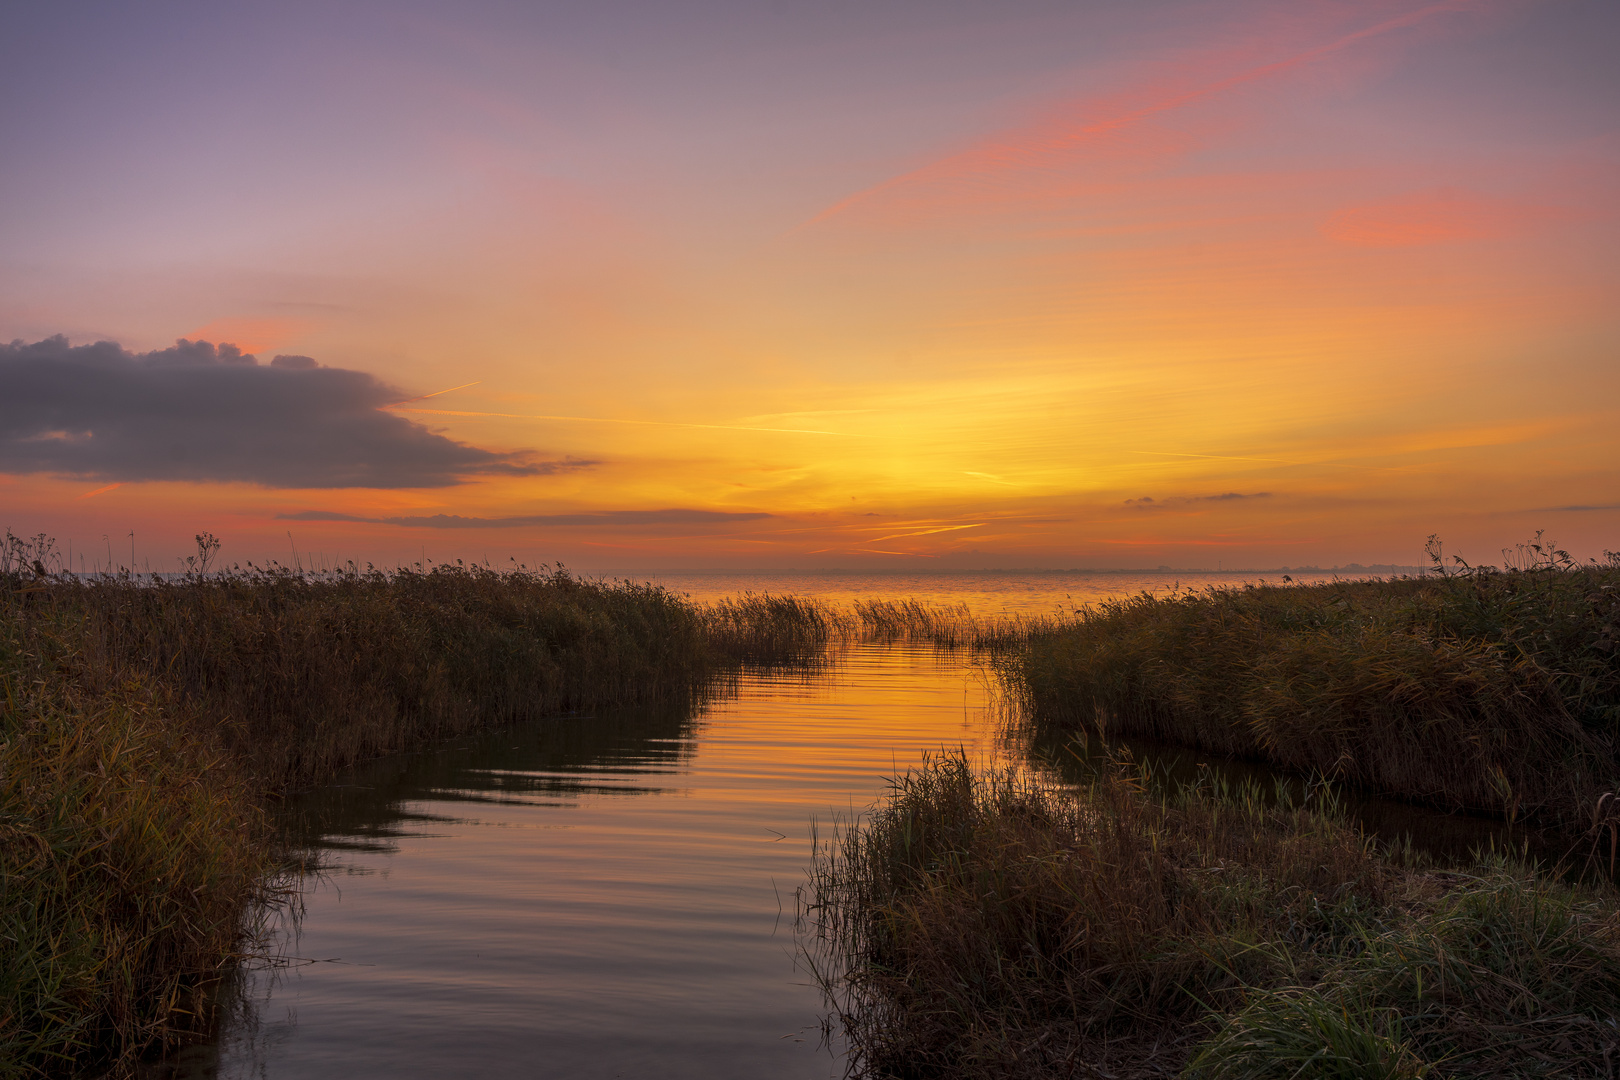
[1021,723,1600,879]
[143,650,861,1078]
[144,689,731,1078]
[269,650,850,852]
[274,695,710,853]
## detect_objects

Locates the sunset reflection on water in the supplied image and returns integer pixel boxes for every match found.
[221,643,1006,1079]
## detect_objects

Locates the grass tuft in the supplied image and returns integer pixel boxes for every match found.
[1188,990,1430,1080]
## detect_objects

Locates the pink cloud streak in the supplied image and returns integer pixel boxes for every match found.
[803,0,1486,230]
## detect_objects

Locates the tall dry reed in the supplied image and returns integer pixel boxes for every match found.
[2,571,269,1076]
[1009,541,1620,828]
[698,592,841,664]
[850,598,1064,650]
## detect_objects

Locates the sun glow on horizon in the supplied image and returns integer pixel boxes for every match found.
[2,0,1617,569]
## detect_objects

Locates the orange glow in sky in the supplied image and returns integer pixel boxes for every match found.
[2,0,1617,570]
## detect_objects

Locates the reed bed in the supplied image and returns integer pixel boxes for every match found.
[805,750,1620,1078]
[698,591,841,664]
[850,598,1063,650]
[1008,541,1620,829]
[2,584,272,1077]
[70,563,719,791]
[0,532,830,1077]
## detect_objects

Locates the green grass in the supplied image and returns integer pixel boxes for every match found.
[1008,541,1620,828]
[805,750,1620,1079]
[0,531,830,1077]
[1190,864,1620,1078]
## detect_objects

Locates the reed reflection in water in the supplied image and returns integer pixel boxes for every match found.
[220,644,1004,1079]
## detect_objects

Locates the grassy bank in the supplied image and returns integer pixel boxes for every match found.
[1009,546,1620,829]
[1,534,829,1077]
[806,751,1620,1078]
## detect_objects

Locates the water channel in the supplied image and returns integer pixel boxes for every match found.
[216,643,999,1078]
[182,570,1529,1079]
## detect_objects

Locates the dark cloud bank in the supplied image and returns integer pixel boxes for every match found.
[0,336,573,488]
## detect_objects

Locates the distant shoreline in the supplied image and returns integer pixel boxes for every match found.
[591,564,1431,577]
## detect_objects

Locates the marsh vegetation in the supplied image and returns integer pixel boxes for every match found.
[0,532,832,1078]
[1009,539,1620,830]
[9,527,1620,1078]
[804,538,1620,1078]
[805,750,1620,1079]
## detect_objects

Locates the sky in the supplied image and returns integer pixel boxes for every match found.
[2,0,1617,571]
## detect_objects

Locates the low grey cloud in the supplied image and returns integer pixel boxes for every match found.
[279,509,772,528]
[1539,504,1620,512]
[1125,492,1272,510]
[0,335,570,488]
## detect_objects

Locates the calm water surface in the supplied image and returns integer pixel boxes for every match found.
[212,570,1462,1079]
[220,644,1007,1079]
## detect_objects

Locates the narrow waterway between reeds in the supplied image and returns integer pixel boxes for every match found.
[195,638,1544,1080]
[207,644,1003,1079]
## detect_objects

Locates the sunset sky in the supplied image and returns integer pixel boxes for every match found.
[3,0,1617,570]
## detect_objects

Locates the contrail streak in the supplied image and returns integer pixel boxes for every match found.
[864,523,986,543]
[398,408,869,437]
[1125,450,1384,470]
[76,483,122,500]
[383,381,482,407]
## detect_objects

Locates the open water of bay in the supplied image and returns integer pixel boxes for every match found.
[593,567,1397,613]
